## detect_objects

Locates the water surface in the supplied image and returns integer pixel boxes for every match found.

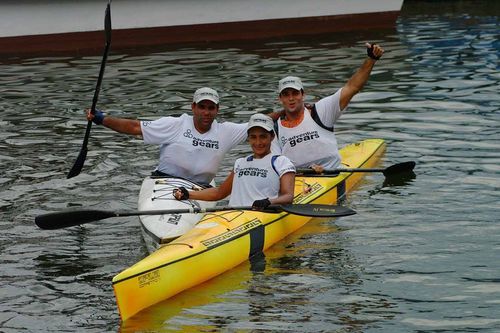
[1,1,499,332]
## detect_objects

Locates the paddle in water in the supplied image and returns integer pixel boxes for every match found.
[35,204,356,230]
[67,1,112,179]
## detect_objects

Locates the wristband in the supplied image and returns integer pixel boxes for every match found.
[367,44,381,60]
[173,187,189,200]
[92,109,105,125]
[252,198,271,210]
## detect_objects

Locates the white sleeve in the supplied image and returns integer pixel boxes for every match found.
[313,88,344,127]
[221,121,248,146]
[275,155,296,177]
[140,116,182,144]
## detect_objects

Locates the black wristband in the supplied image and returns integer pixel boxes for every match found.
[173,187,189,200]
[252,198,271,210]
[367,44,381,60]
[92,109,105,125]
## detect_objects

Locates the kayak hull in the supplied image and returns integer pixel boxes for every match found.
[113,138,386,321]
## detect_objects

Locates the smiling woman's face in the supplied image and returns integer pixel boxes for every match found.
[248,127,274,158]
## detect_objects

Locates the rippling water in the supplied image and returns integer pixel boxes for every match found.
[1,1,499,332]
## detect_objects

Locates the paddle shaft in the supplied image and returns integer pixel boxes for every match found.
[35,204,356,230]
[67,2,112,179]
[81,28,111,147]
[320,167,387,173]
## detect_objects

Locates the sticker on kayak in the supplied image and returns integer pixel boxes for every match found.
[138,269,160,288]
[201,219,261,248]
[166,214,181,225]
[293,182,323,203]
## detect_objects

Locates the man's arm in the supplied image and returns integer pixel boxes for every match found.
[267,110,285,121]
[102,117,142,136]
[339,43,384,110]
[86,109,142,136]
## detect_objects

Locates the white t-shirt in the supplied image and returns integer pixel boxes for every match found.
[272,88,344,169]
[141,114,247,184]
[313,88,345,127]
[228,153,296,206]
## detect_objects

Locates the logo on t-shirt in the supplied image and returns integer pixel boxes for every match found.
[183,129,220,149]
[183,129,194,138]
[235,166,268,178]
[282,130,320,147]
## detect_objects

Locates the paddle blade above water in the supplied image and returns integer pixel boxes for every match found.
[382,161,416,176]
[104,2,111,43]
[35,209,117,230]
[297,161,417,178]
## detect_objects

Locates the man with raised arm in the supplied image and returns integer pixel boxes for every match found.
[272,43,385,173]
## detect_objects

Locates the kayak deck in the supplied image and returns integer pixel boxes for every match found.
[138,177,216,253]
[113,138,386,321]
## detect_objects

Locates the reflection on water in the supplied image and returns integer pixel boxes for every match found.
[1,1,499,332]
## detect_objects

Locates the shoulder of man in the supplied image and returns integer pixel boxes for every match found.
[157,113,188,122]
[218,119,247,133]
[142,114,181,127]
[309,104,334,132]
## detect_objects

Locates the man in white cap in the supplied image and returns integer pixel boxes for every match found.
[86,87,247,185]
[173,113,295,210]
[273,43,385,172]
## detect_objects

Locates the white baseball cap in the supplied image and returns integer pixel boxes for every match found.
[193,87,219,104]
[247,113,274,132]
[278,76,303,94]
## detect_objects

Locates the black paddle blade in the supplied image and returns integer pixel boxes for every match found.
[382,161,416,177]
[35,210,116,230]
[104,3,111,43]
[279,204,356,217]
[67,145,87,179]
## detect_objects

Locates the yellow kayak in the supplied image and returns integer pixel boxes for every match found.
[112,138,386,321]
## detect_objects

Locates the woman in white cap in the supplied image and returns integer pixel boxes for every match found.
[173,113,296,210]
[273,43,385,173]
[86,87,248,186]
